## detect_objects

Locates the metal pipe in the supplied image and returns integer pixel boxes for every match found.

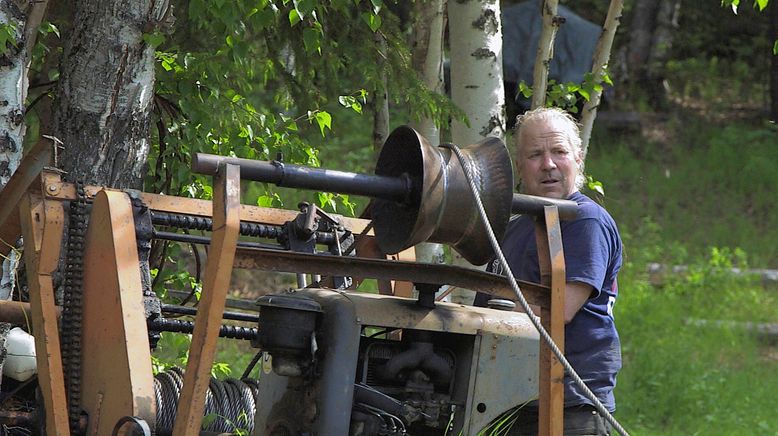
[160,304,259,323]
[511,193,579,220]
[152,230,282,250]
[192,154,412,203]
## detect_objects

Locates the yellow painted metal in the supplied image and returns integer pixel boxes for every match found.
[172,163,241,435]
[79,190,156,434]
[18,191,71,435]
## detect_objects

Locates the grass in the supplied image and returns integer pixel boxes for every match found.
[584,116,778,435]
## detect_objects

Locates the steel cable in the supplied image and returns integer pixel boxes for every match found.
[441,143,630,436]
[153,368,259,435]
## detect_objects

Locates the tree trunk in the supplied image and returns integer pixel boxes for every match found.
[645,0,680,109]
[447,0,504,302]
[409,0,447,269]
[53,0,166,189]
[0,0,48,190]
[770,3,778,122]
[626,0,660,85]
[372,30,390,154]
[448,0,505,145]
[531,0,561,109]
[580,0,624,159]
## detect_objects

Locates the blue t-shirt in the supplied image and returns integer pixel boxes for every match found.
[482,191,623,411]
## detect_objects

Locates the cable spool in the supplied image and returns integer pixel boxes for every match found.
[153,368,260,435]
[372,126,514,265]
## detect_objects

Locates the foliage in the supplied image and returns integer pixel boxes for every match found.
[145,0,457,212]
[518,70,613,113]
[615,227,778,434]
[721,0,770,14]
[587,119,778,267]
[0,22,18,54]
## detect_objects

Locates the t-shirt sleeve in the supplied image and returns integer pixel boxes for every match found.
[562,218,611,299]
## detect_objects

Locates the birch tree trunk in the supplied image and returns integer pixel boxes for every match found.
[448,0,504,302]
[53,0,168,189]
[0,0,48,190]
[769,2,777,122]
[580,0,624,158]
[449,0,505,146]
[373,31,390,154]
[530,0,560,109]
[409,0,447,267]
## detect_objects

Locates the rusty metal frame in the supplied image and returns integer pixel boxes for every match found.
[0,139,54,251]
[535,206,566,436]
[172,163,241,435]
[18,189,71,435]
[79,190,156,434]
[1,142,570,435]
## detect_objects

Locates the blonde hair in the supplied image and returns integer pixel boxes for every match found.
[514,107,585,190]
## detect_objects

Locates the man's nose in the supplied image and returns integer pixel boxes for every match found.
[540,154,557,170]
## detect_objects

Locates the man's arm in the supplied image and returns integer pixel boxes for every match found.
[565,281,594,324]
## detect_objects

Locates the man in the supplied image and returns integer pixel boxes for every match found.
[476,107,623,435]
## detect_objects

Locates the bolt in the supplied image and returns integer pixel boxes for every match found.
[47,184,59,194]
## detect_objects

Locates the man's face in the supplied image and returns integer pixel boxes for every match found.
[516,118,581,199]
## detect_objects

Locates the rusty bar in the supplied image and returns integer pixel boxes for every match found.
[536,206,565,436]
[0,300,63,326]
[173,163,241,435]
[80,190,156,434]
[233,246,550,309]
[19,192,71,436]
[192,153,411,203]
[42,180,374,234]
[0,139,53,250]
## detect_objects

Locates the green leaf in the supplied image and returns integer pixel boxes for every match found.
[0,23,19,54]
[773,40,778,55]
[202,413,218,429]
[518,81,533,98]
[142,31,165,48]
[314,111,332,136]
[578,88,590,101]
[756,0,768,10]
[289,9,301,26]
[303,27,321,55]
[361,12,382,32]
[294,0,317,17]
[40,21,60,38]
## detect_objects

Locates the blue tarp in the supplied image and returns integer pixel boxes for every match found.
[502,1,600,85]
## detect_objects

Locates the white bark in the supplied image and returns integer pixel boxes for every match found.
[409,0,447,268]
[0,0,48,190]
[449,0,505,146]
[447,0,504,302]
[54,0,164,189]
[530,0,560,109]
[373,31,390,153]
[580,0,624,158]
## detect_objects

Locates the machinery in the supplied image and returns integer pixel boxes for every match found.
[0,126,575,435]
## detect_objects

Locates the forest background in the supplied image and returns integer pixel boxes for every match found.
[1,0,777,434]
